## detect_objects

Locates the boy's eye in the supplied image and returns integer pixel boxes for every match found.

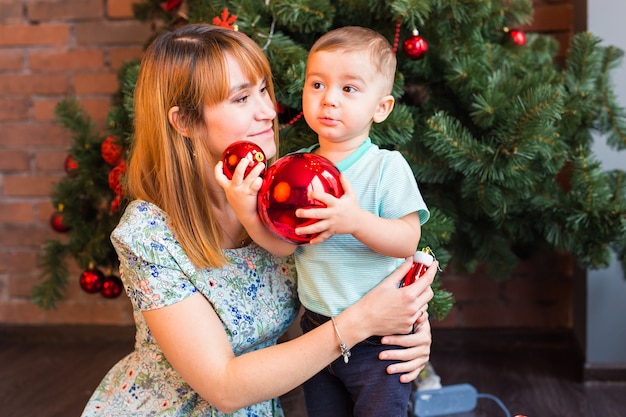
[343,86,356,93]
[313,82,323,89]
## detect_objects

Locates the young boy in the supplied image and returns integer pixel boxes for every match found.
[219,26,430,417]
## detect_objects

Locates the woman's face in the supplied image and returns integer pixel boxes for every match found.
[203,54,277,160]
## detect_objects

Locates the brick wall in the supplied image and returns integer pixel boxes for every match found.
[0,0,577,327]
[0,0,153,325]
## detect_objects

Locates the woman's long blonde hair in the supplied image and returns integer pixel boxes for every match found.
[127,24,279,268]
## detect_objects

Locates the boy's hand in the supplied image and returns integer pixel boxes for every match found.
[295,174,362,244]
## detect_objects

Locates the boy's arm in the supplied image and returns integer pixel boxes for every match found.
[296,174,421,257]
[214,160,296,257]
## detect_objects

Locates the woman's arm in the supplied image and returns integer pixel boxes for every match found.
[143,258,430,413]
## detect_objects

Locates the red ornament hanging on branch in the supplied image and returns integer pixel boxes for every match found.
[64,155,79,176]
[79,267,105,294]
[505,27,527,46]
[403,29,428,60]
[50,204,70,233]
[101,136,123,166]
[101,274,124,298]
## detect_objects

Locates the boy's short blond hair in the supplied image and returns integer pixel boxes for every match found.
[308,26,396,94]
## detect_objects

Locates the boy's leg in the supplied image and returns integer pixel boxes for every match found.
[300,309,353,417]
[336,337,412,417]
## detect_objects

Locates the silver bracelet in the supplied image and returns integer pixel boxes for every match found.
[331,316,351,363]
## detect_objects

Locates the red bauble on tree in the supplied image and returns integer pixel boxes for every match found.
[257,153,344,244]
[403,29,428,60]
[64,155,79,176]
[79,267,105,293]
[101,136,123,166]
[50,206,70,233]
[506,28,527,46]
[101,274,123,298]
[108,160,127,196]
[221,141,267,180]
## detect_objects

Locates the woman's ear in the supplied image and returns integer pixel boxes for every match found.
[168,106,191,137]
[373,95,395,124]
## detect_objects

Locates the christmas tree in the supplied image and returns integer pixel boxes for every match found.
[33,0,626,317]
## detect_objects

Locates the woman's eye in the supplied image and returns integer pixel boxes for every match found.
[235,95,249,103]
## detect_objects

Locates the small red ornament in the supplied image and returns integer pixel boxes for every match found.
[403,29,428,60]
[108,160,127,195]
[509,29,527,46]
[160,0,182,12]
[400,248,434,287]
[109,195,121,214]
[101,274,123,298]
[213,8,237,30]
[50,209,70,233]
[101,136,123,166]
[221,141,267,180]
[79,268,105,294]
[257,153,344,244]
[64,155,79,176]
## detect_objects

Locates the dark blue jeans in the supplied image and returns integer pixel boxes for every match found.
[300,309,411,417]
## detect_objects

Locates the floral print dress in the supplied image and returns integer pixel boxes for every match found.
[81,200,299,417]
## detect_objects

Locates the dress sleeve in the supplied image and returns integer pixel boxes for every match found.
[111,201,199,312]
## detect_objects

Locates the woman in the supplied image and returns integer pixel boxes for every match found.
[81,23,435,417]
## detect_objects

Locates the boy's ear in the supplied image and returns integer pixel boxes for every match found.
[168,106,192,137]
[373,95,395,123]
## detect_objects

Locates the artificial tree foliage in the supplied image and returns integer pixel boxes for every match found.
[33,0,626,316]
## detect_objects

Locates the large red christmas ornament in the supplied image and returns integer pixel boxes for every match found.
[509,29,527,46]
[221,141,267,180]
[101,274,123,298]
[101,136,123,166]
[50,209,70,233]
[403,29,428,60]
[257,153,343,244]
[79,268,105,294]
[64,155,79,176]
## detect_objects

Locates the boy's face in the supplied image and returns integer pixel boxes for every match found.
[303,50,393,149]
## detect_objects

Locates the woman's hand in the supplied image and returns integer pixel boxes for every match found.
[380,313,432,383]
[342,259,435,343]
[378,260,436,382]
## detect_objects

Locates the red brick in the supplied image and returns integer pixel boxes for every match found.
[0,1,23,23]
[35,150,66,172]
[0,49,24,71]
[0,250,37,273]
[109,46,143,70]
[27,0,103,21]
[0,74,70,94]
[0,223,56,247]
[75,21,154,45]
[29,49,105,72]
[0,202,36,223]
[33,97,63,122]
[0,97,30,121]
[0,24,70,47]
[79,97,117,125]
[8,272,41,298]
[107,0,135,19]
[3,174,61,197]
[0,123,71,147]
[74,72,120,94]
[0,149,31,171]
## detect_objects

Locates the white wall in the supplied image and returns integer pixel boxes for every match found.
[587,0,626,363]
